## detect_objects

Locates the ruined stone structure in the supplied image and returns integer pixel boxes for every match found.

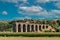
[13,21,52,32]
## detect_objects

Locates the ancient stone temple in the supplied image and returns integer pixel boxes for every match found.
[13,20,52,32]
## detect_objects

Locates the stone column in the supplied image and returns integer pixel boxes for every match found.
[30,25,31,32]
[37,25,39,32]
[16,23,18,32]
[34,25,35,32]
[21,24,23,32]
[26,24,27,32]
[41,25,43,31]
[45,25,46,29]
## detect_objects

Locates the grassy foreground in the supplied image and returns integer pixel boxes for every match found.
[0,32,60,37]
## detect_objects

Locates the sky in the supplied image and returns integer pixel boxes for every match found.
[0,0,60,20]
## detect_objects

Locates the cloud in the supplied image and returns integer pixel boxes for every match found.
[19,6,43,12]
[36,0,50,3]
[51,0,60,1]
[36,0,59,4]
[0,0,27,3]
[18,6,49,16]
[51,10,60,14]
[2,11,8,15]
[18,0,60,17]
[19,6,59,18]
[47,10,60,18]
[1,0,60,19]
[55,2,60,8]
[0,0,18,3]
[18,5,60,19]
[36,0,60,9]
[18,0,27,3]
[45,0,60,9]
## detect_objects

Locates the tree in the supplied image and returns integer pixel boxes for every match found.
[0,21,13,32]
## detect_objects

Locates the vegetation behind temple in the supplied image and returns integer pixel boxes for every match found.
[0,18,60,32]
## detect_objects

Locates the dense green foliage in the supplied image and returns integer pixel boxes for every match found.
[0,21,13,32]
[0,32,60,37]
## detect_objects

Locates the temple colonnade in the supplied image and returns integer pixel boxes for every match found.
[13,22,51,32]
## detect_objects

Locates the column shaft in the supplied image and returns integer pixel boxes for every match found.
[21,24,23,32]
[34,25,35,32]
[16,23,18,32]
[37,25,39,32]
[30,25,31,32]
[26,24,27,32]
[45,25,46,29]
[41,25,43,31]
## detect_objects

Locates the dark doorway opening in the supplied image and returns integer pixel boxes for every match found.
[18,24,21,32]
[23,24,26,32]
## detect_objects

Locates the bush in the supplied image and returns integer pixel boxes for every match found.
[0,32,60,37]
[44,29,51,32]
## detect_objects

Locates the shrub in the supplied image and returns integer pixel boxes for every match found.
[44,29,51,32]
[0,32,60,37]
